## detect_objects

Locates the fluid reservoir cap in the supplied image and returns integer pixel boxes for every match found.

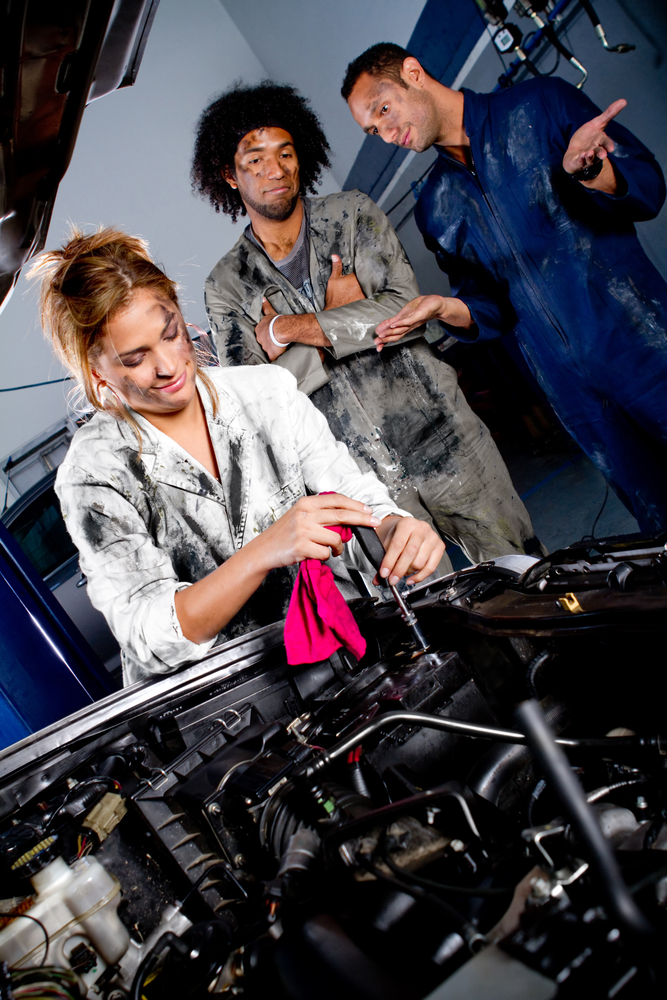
[9,834,59,876]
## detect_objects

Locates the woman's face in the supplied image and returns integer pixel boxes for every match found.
[93,288,197,419]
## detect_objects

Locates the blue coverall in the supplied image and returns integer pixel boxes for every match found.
[415,77,667,533]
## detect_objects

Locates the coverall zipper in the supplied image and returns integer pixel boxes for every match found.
[441,146,570,350]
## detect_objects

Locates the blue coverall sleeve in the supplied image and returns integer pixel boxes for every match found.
[424,233,518,343]
[546,77,666,222]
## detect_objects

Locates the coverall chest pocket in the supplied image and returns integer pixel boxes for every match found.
[266,477,305,522]
[262,284,303,318]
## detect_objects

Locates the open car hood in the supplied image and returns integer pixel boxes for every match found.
[0,0,160,312]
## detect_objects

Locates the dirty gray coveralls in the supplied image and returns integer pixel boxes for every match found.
[204,189,539,568]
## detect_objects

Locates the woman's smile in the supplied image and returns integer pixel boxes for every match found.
[155,369,188,393]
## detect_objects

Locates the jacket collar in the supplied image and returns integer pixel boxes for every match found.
[434,89,486,163]
[127,379,244,510]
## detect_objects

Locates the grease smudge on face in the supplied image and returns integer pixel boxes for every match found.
[94,288,198,420]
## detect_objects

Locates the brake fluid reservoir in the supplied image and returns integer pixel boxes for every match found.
[0,849,130,971]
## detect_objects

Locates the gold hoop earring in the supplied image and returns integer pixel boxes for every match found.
[93,378,108,404]
[94,378,123,410]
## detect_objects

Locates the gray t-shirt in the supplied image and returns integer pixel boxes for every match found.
[246,201,314,304]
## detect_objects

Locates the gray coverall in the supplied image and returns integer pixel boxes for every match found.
[205,189,539,568]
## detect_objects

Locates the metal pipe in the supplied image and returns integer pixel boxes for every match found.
[305,710,660,776]
[321,713,528,766]
[494,0,573,90]
[579,0,635,53]
[515,700,653,938]
[525,8,588,87]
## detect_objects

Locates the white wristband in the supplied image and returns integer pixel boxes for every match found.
[268,315,286,348]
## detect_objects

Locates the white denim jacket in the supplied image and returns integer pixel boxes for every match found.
[56,366,405,685]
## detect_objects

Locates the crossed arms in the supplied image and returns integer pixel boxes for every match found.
[204,190,427,385]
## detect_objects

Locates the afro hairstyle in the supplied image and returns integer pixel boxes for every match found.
[191,81,331,223]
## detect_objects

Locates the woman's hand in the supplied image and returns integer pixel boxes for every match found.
[375,515,445,586]
[252,493,382,570]
[374,295,473,351]
[176,494,382,645]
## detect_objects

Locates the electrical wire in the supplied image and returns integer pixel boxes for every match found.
[178,863,247,908]
[590,484,610,538]
[395,205,417,234]
[43,776,120,834]
[130,932,188,1000]
[356,838,485,953]
[471,4,509,74]
[5,967,80,1000]
[0,377,72,393]
[521,30,561,74]
[629,864,667,897]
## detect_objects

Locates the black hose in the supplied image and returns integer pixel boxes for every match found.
[515,700,654,938]
[527,651,551,699]
[130,932,190,1000]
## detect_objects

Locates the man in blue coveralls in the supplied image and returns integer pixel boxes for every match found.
[343,43,667,534]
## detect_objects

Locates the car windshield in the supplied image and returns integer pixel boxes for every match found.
[6,483,78,580]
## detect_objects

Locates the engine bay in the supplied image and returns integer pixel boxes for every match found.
[1,534,666,999]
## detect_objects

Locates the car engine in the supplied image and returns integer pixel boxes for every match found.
[1,534,666,999]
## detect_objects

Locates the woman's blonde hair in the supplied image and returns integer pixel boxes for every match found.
[29,226,218,441]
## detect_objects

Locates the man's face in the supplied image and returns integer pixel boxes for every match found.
[347,71,441,153]
[226,127,300,221]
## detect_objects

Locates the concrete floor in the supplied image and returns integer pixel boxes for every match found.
[505,447,639,554]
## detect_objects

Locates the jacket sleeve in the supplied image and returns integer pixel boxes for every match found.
[204,275,268,367]
[56,463,218,676]
[423,233,518,343]
[547,77,666,222]
[205,273,328,396]
[316,193,426,358]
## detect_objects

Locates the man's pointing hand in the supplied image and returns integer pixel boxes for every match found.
[562,98,627,193]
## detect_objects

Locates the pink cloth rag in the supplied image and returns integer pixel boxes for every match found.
[284,523,367,666]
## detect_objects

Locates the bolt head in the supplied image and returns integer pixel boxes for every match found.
[531,876,552,899]
[208,802,221,815]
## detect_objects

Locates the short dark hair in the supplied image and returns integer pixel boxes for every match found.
[341,42,415,102]
[191,81,331,222]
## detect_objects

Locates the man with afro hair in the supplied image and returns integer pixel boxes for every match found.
[192,81,541,571]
